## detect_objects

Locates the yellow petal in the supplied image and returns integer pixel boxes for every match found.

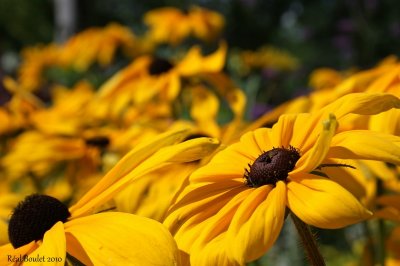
[24,222,66,266]
[177,41,227,75]
[322,161,367,200]
[190,233,234,266]
[65,212,180,266]
[165,184,248,253]
[287,175,372,229]
[290,114,337,177]
[373,207,400,223]
[188,189,252,266]
[69,127,190,217]
[226,181,286,264]
[270,114,298,148]
[65,233,93,266]
[319,93,400,119]
[72,137,219,218]
[369,108,400,135]
[328,130,400,164]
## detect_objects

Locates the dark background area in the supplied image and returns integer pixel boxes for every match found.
[1,0,399,69]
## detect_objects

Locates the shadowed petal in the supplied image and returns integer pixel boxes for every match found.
[0,241,38,266]
[287,175,372,229]
[24,222,66,266]
[328,130,400,164]
[226,181,286,264]
[65,212,180,266]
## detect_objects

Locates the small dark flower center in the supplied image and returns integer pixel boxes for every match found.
[85,136,110,148]
[244,146,300,187]
[8,194,70,248]
[148,57,174,75]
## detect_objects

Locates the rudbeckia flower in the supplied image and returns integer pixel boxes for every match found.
[0,127,220,265]
[59,23,138,71]
[239,45,299,75]
[1,131,86,180]
[308,67,345,90]
[93,42,227,119]
[17,44,61,92]
[30,81,95,136]
[164,93,400,265]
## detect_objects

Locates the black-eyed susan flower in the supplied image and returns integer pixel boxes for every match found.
[0,131,86,180]
[239,45,299,75]
[164,93,400,265]
[92,42,227,120]
[0,127,220,265]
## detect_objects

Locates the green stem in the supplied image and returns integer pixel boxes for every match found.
[376,179,386,266]
[290,212,326,266]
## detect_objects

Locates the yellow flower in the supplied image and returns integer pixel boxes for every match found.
[0,127,219,265]
[164,93,400,265]
[239,45,299,74]
[30,81,95,136]
[59,23,138,71]
[1,131,86,180]
[17,44,61,91]
[309,67,344,90]
[144,6,224,45]
[93,42,227,119]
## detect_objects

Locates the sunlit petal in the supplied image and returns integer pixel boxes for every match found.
[65,212,180,266]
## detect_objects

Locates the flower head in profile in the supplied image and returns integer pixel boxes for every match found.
[164,93,400,265]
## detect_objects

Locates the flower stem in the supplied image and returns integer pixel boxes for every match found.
[290,212,326,266]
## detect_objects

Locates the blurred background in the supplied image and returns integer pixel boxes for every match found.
[2,0,400,112]
[1,0,400,69]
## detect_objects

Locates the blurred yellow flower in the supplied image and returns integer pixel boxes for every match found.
[144,6,224,45]
[239,45,299,74]
[1,131,86,180]
[309,67,344,90]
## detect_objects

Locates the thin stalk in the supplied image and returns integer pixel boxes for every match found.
[290,212,325,266]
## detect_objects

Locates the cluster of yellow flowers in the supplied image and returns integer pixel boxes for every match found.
[0,6,400,266]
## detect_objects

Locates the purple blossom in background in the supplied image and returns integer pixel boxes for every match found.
[250,103,273,120]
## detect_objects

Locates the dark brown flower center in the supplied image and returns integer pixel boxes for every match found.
[8,194,70,248]
[244,146,300,187]
[148,57,174,75]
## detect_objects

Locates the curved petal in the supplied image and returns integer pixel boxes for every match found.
[70,127,190,216]
[287,175,372,229]
[328,130,400,165]
[24,222,66,266]
[271,114,297,148]
[71,135,219,218]
[191,233,237,266]
[65,212,180,266]
[319,93,400,120]
[226,181,286,264]
[290,114,337,177]
[253,127,273,152]
[65,233,93,266]
[0,241,38,266]
[165,185,249,253]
